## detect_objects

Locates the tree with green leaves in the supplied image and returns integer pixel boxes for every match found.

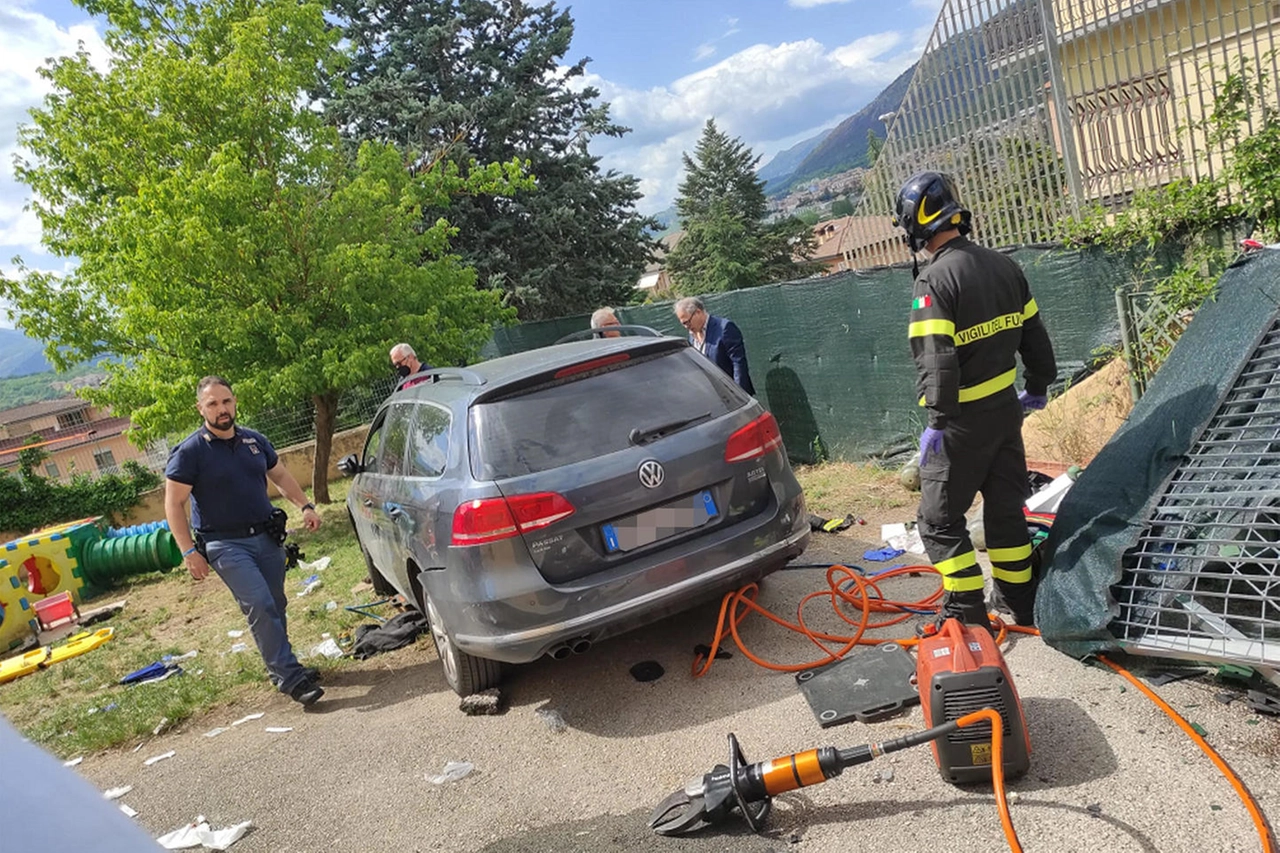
[3,0,527,502]
[668,120,819,293]
[323,0,654,321]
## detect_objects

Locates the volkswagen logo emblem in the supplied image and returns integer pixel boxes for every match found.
[638,459,665,489]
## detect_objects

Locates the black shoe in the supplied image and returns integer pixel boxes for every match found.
[290,679,324,706]
[302,667,321,683]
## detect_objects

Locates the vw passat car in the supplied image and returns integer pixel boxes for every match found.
[341,330,809,695]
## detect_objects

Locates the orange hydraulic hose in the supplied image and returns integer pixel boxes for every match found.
[956,708,1022,853]
[1097,654,1278,853]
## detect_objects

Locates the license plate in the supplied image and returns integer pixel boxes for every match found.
[601,490,719,553]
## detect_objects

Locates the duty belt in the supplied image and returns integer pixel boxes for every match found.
[198,519,274,542]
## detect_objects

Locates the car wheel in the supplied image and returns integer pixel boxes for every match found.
[350,516,397,597]
[424,594,503,696]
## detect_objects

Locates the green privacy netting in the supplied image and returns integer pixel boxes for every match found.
[1034,249,1280,659]
[482,247,1130,462]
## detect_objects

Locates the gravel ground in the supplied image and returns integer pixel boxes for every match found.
[73,534,1280,853]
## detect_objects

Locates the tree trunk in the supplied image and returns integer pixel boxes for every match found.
[312,391,339,504]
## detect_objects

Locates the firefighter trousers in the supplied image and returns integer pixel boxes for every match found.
[917,394,1036,625]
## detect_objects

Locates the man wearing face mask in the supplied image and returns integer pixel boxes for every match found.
[893,172,1057,632]
[390,343,435,389]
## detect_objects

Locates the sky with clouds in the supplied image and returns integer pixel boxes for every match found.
[0,0,945,327]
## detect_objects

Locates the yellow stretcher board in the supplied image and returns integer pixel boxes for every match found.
[45,627,114,666]
[0,646,50,684]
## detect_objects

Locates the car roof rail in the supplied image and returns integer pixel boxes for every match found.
[394,368,487,393]
[553,324,668,345]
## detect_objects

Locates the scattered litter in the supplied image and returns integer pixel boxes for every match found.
[1211,804,1224,811]
[227,630,244,639]
[264,726,293,733]
[163,650,199,663]
[297,574,323,597]
[863,546,906,563]
[1008,791,1021,805]
[153,717,171,736]
[104,785,133,800]
[630,660,665,682]
[121,661,184,685]
[300,556,331,573]
[1146,669,1205,687]
[120,804,139,818]
[1248,690,1280,716]
[229,643,248,654]
[144,750,176,766]
[63,756,84,767]
[132,743,144,753]
[203,727,229,738]
[426,761,474,785]
[157,816,252,850]
[309,638,344,659]
[324,600,338,612]
[1190,722,1208,736]
[880,522,926,554]
[535,708,568,733]
[460,688,505,716]
[231,713,264,727]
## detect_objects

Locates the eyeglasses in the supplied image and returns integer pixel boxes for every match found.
[677,311,700,329]
[392,359,407,369]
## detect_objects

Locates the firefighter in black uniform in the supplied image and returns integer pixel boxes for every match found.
[893,172,1057,629]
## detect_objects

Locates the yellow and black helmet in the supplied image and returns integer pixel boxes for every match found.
[892,171,971,253]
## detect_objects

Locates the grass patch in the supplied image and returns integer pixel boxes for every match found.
[0,477,388,757]
[793,461,912,518]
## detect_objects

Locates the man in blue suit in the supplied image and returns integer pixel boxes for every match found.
[674,297,755,395]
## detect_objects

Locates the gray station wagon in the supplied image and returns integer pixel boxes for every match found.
[341,330,809,695]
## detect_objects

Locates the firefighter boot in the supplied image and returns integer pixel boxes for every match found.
[919,590,991,637]
[997,582,1037,627]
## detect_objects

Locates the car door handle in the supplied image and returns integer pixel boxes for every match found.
[363,499,374,508]
[385,503,405,519]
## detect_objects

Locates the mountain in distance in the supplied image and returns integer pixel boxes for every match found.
[782,63,917,193]
[0,327,51,378]
[757,126,834,192]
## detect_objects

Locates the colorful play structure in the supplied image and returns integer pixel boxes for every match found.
[0,517,181,653]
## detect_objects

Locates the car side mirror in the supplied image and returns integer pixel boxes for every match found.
[336,453,363,477]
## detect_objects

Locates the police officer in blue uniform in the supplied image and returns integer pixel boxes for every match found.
[164,376,325,706]
[894,172,1057,630]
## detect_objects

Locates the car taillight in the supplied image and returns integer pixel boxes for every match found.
[724,412,783,463]
[451,492,575,546]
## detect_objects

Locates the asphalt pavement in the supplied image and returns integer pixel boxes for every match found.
[74,535,1280,853]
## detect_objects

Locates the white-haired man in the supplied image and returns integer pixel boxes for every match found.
[590,307,622,338]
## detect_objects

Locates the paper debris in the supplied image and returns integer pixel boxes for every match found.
[203,727,229,738]
[264,726,293,733]
[120,804,139,818]
[227,630,244,638]
[153,716,171,735]
[302,556,331,573]
[296,575,322,597]
[229,643,248,654]
[231,712,264,727]
[157,816,253,851]
[63,756,84,767]
[104,785,133,800]
[426,760,474,785]
[144,750,176,766]
[309,638,344,659]
[324,600,338,611]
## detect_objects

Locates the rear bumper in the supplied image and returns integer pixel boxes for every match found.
[449,524,810,663]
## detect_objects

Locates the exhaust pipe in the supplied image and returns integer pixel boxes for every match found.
[570,637,592,655]
[546,637,593,660]
[548,642,573,661]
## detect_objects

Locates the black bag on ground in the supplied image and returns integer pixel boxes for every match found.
[351,611,429,660]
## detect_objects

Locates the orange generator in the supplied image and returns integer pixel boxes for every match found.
[916,618,1031,784]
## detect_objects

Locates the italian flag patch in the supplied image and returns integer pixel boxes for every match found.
[912,295,932,310]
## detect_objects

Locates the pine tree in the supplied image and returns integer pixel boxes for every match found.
[323,0,655,320]
[668,120,819,293]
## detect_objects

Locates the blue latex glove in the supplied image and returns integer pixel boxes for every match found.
[919,427,944,466]
[1018,390,1048,412]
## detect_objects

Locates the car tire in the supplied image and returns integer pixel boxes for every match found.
[423,593,503,697]
[350,515,398,597]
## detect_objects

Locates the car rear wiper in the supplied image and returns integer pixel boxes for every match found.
[629,412,712,446]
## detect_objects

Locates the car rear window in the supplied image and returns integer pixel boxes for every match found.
[469,350,748,479]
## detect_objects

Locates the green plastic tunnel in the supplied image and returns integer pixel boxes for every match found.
[78,530,182,586]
